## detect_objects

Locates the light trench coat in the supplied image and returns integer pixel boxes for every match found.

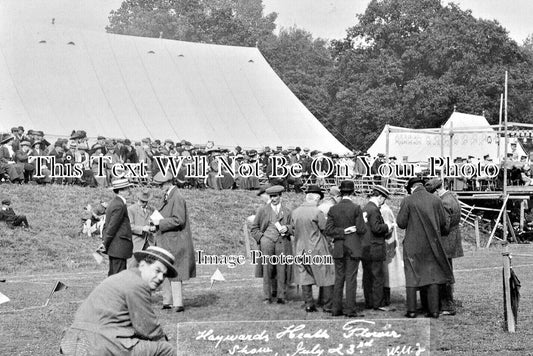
[290,201,335,286]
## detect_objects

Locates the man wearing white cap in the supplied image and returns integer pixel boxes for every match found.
[102,178,133,276]
[60,246,177,355]
[251,185,293,304]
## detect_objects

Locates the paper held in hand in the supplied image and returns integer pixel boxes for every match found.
[274,222,283,232]
[150,210,164,224]
[92,252,104,264]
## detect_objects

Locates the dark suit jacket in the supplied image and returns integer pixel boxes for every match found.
[103,196,133,259]
[325,198,367,259]
[362,201,390,261]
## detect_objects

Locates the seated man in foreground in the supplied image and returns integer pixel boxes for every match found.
[60,246,177,356]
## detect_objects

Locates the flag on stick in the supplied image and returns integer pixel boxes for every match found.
[0,292,10,305]
[210,268,225,288]
[44,281,68,306]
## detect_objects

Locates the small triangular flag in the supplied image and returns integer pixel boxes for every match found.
[53,281,68,292]
[0,292,10,305]
[45,281,68,306]
[210,268,225,288]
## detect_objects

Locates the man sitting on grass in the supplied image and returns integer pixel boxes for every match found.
[0,198,29,228]
[60,246,177,356]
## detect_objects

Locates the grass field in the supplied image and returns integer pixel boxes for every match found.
[0,184,532,355]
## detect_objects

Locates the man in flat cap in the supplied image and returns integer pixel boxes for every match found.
[362,185,394,311]
[127,190,156,268]
[325,180,367,317]
[60,246,176,355]
[290,185,334,312]
[397,177,452,318]
[425,178,463,315]
[251,185,293,304]
[102,178,133,276]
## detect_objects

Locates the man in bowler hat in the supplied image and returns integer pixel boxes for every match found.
[102,178,133,276]
[325,180,367,317]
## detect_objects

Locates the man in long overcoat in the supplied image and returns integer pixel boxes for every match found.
[152,171,196,312]
[291,185,335,312]
[425,178,464,315]
[397,177,452,318]
[102,178,133,276]
[325,180,367,317]
[251,185,293,304]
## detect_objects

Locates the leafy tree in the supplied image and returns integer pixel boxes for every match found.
[106,0,277,47]
[260,27,334,124]
[328,0,533,150]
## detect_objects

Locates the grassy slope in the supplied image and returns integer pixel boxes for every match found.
[0,185,531,355]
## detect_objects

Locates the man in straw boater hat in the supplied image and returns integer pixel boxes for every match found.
[127,189,156,268]
[151,171,196,312]
[425,178,463,316]
[251,185,294,304]
[60,246,177,356]
[361,185,394,312]
[101,178,133,276]
[325,180,367,317]
[291,185,335,312]
[397,177,452,319]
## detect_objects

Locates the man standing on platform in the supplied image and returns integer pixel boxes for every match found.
[325,180,367,317]
[102,178,133,276]
[397,177,452,318]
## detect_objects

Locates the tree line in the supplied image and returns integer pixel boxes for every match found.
[106,0,533,151]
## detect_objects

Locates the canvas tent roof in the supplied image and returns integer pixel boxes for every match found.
[367,112,525,161]
[0,21,349,152]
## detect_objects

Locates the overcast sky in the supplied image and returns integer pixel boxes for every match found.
[1,0,531,44]
[263,0,532,44]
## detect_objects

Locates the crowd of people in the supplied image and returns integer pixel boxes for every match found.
[0,126,399,191]
[54,171,464,355]
[250,177,463,319]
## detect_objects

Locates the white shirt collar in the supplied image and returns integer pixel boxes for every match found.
[117,195,127,204]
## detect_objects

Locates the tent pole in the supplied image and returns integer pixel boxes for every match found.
[440,126,445,185]
[449,121,453,162]
[502,70,515,333]
[385,124,390,159]
[498,93,504,161]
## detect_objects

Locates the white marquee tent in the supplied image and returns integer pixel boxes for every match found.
[0,1,349,152]
[367,112,526,162]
